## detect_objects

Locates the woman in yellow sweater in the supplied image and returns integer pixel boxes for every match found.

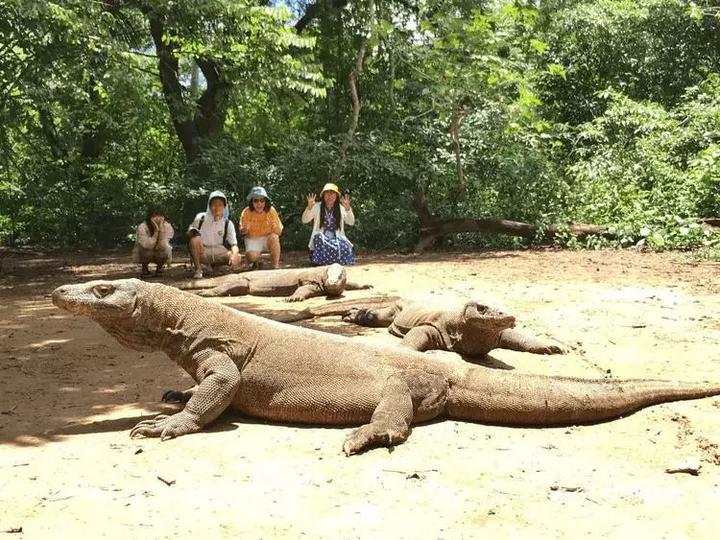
[239,186,283,269]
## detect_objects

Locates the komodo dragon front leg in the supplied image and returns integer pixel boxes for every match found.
[343,369,449,456]
[498,328,568,355]
[285,283,324,302]
[131,354,241,440]
[345,281,373,291]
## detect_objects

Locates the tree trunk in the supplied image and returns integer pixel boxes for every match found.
[147,12,229,162]
[449,106,466,194]
[332,0,375,180]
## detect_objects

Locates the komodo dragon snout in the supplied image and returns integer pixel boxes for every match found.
[322,263,347,296]
[463,301,516,331]
[52,280,139,317]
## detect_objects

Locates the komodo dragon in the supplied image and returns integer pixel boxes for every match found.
[178,263,371,302]
[276,296,567,356]
[52,279,720,456]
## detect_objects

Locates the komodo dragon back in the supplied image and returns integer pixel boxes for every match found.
[52,279,720,456]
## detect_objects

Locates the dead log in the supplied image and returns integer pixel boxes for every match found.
[412,192,719,252]
[415,218,608,252]
[412,190,600,252]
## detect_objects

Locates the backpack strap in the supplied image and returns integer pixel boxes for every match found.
[222,219,230,249]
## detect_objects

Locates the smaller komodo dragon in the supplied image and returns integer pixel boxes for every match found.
[52,279,720,456]
[179,263,371,302]
[276,296,568,357]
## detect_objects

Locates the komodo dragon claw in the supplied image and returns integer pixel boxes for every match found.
[130,412,202,440]
[161,390,191,403]
[343,424,409,456]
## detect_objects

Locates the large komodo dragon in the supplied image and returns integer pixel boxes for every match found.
[179,263,370,302]
[278,297,568,356]
[52,279,720,456]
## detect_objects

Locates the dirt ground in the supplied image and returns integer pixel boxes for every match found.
[1,247,719,539]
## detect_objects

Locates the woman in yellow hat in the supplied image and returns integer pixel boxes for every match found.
[302,182,355,265]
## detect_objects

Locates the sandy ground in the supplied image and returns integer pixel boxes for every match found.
[1,247,720,539]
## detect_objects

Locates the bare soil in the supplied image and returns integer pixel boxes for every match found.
[1,248,719,538]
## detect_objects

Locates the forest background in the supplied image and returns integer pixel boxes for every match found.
[1,0,719,255]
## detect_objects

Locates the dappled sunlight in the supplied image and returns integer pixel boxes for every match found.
[26,338,72,349]
[91,384,131,395]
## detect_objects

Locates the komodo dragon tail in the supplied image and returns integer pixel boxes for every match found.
[447,368,720,426]
[275,295,401,323]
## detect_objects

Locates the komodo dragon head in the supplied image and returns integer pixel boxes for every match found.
[322,263,347,296]
[52,279,142,319]
[461,301,516,332]
[52,279,165,351]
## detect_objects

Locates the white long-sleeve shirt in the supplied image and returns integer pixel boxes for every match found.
[188,212,238,248]
[136,221,174,249]
[301,202,354,249]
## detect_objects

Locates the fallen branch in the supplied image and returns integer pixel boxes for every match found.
[412,191,608,251]
[411,192,719,252]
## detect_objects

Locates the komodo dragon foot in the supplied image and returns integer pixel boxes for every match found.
[342,308,379,326]
[343,370,448,456]
[130,411,203,440]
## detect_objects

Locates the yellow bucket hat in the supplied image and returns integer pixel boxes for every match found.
[320,182,340,195]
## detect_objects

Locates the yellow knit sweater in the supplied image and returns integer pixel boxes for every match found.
[239,207,283,238]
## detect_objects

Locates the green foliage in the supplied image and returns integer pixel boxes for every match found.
[1,0,719,255]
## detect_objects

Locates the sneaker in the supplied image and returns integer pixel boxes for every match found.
[192,268,203,279]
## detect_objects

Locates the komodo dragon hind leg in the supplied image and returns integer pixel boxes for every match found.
[343,370,449,456]
[498,328,569,355]
[161,385,198,404]
[342,304,400,328]
[196,281,250,297]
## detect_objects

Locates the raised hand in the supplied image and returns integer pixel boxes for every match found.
[340,194,352,211]
[306,193,316,209]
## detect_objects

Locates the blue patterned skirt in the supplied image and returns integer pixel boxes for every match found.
[311,232,355,265]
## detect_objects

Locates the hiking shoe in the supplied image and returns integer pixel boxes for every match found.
[192,268,203,279]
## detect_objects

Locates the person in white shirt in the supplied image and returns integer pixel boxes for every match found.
[301,182,355,265]
[133,207,174,276]
[187,191,241,279]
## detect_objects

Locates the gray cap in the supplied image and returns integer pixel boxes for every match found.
[247,186,270,203]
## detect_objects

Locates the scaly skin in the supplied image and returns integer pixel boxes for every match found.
[52,279,720,455]
[273,296,567,356]
[178,263,371,302]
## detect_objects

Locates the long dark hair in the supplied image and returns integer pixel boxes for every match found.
[247,198,272,213]
[144,207,165,236]
[320,196,341,231]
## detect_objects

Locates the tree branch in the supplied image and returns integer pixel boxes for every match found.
[295,0,350,34]
[332,0,375,179]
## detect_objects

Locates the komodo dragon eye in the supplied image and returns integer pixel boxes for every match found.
[92,284,115,298]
